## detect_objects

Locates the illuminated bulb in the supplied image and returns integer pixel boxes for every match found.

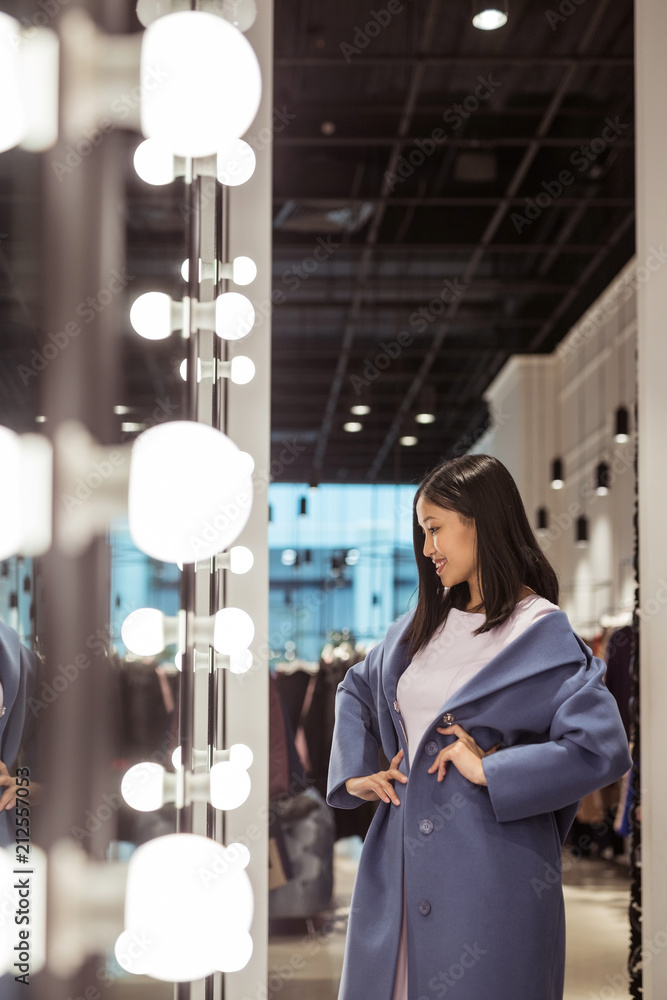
[219,256,257,286]
[237,451,255,477]
[229,648,253,674]
[129,422,253,563]
[130,292,181,340]
[118,832,254,980]
[214,292,255,340]
[230,545,254,574]
[210,761,251,810]
[172,747,182,770]
[141,11,262,157]
[179,358,203,382]
[217,138,256,186]
[121,762,165,812]
[0,427,52,560]
[229,743,253,769]
[133,137,177,185]
[121,608,178,655]
[213,607,254,653]
[219,356,256,385]
[350,405,370,415]
[0,14,59,154]
[343,422,362,433]
[472,7,508,29]
[415,412,436,424]
[399,436,418,446]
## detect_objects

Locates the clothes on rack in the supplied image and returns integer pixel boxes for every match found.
[274,631,378,841]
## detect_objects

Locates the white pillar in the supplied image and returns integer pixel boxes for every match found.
[635,0,667,993]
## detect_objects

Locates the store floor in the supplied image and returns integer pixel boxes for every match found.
[102,838,631,999]
[267,837,632,1000]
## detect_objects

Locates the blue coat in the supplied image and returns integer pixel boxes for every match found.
[326,608,632,1000]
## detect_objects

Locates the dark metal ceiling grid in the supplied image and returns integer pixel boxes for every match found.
[270,0,635,484]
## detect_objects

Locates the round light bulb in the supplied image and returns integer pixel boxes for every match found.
[215,292,255,341]
[232,256,257,286]
[229,648,253,674]
[130,292,174,340]
[343,422,362,433]
[236,451,255,476]
[133,137,175,185]
[179,358,203,383]
[210,761,251,811]
[141,11,262,158]
[350,405,370,415]
[229,545,254,574]
[213,607,254,654]
[129,422,254,563]
[0,427,21,559]
[217,138,256,186]
[118,832,254,981]
[121,608,165,656]
[399,435,418,446]
[472,8,508,29]
[415,412,436,424]
[0,15,25,154]
[229,743,253,770]
[121,762,165,812]
[230,356,255,385]
[172,747,182,770]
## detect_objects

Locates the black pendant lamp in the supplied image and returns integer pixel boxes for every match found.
[595,461,610,496]
[536,506,549,531]
[550,457,564,490]
[614,405,629,443]
[575,514,589,547]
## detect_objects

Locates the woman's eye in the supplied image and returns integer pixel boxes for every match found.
[429,527,438,535]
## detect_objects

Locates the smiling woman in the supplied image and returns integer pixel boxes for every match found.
[327,453,631,1000]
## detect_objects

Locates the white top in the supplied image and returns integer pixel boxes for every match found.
[396,593,560,768]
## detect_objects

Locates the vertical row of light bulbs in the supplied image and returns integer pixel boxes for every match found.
[0,0,264,985]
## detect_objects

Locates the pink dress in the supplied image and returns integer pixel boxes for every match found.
[390,594,560,1000]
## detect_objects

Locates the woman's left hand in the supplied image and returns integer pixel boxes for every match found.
[428,724,500,785]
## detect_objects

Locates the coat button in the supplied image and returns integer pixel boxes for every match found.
[394,699,400,712]
[424,740,439,756]
[442,712,455,725]
[419,819,434,835]
[418,899,431,916]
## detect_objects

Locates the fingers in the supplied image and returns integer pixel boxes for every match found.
[0,787,15,811]
[0,761,9,776]
[388,767,408,783]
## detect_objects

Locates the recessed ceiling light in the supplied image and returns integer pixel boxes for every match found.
[343,422,363,432]
[472,5,508,30]
[415,412,436,424]
[399,436,418,446]
[351,405,371,415]
[114,405,132,415]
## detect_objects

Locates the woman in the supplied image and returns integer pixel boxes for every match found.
[327,455,631,1000]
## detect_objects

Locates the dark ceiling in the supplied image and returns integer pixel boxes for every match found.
[270,0,635,483]
[0,0,635,487]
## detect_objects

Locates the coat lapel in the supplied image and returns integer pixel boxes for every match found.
[382,608,587,719]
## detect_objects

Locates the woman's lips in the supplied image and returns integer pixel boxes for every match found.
[434,558,448,574]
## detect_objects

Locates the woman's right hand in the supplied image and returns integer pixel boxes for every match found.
[345,749,408,806]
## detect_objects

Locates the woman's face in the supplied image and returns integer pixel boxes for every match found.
[415,496,479,591]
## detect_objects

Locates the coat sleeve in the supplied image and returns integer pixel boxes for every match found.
[326,642,385,810]
[482,654,632,823]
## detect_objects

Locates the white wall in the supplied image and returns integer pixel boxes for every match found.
[472,258,637,636]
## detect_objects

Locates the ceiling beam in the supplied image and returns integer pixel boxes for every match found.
[275,136,634,148]
[273,196,633,208]
[275,55,632,68]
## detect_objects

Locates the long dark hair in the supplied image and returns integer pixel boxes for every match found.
[404,454,560,657]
